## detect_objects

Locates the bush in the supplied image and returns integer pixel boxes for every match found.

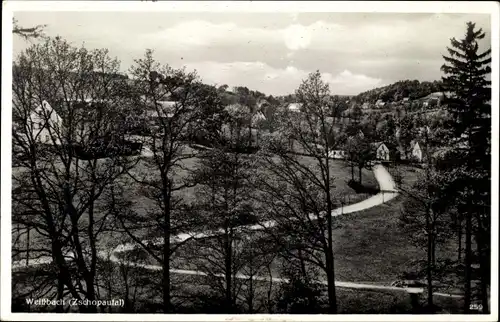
[347,179,379,194]
[231,212,259,226]
[70,140,142,160]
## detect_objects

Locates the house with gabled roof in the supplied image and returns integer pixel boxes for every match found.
[371,141,391,161]
[29,100,63,145]
[410,140,427,163]
[251,111,266,127]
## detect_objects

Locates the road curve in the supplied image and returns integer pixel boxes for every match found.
[12,164,462,299]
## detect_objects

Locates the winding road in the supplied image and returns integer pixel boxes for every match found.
[11,164,462,300]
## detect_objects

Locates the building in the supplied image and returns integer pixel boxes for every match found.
[371,141,391,161]
[144,101,178,120]
[410,141,427,163]
[29,100,63,145]
[375,99,386,108]
[328,149,347,159]
[362,102,370,109]
[288,103,302,112]
[251,111,266,126]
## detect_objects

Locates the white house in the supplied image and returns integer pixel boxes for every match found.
[375,99,386,108]
[288,103,302,112]
[411,141,426,163]
[362,102,370,109]
[328,149,347,159]
[29,100,63,145]
[371,141,391,161]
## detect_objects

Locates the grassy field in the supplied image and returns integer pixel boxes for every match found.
[115,163,460,289]
[11,260,464,314]
[15,150,467,313]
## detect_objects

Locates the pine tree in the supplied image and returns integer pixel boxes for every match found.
[441,21,491,314]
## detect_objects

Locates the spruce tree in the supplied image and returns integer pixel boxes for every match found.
[441,21,491,314]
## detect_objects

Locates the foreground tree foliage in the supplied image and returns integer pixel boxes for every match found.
[441,21,491,314]
[12,36,137,312]
[398,21,491,314]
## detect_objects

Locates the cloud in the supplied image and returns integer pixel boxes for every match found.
[144,20,281,50]
[144,15,490,60]
[182,61,382,96]
[283,24,312,50]
[13,12,491,96]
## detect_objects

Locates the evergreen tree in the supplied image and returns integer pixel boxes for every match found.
[441,21,491,314]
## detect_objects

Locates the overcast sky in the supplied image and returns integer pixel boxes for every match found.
[13,12,491,96]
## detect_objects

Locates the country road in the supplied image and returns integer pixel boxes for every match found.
[11,164,463,299]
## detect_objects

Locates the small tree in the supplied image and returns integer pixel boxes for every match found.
[399,167,451,311]
[183,114,257,312]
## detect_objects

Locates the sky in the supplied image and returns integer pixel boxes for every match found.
[13,11,491,96]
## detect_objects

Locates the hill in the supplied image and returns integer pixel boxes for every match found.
[353,80,443,104]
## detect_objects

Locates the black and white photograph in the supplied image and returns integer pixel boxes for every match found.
[1,1,498,320]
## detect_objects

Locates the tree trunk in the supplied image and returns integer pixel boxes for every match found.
[426,207,433,309]
[325,201,337,313]
[162,192,171,313]
[475,213,489,314]
[350,161,354,182]
[225,228,233,312]
[161,177,173,313]
[248,274,254,313]
[358,166,362,185]
[56,274,64,313]
[26,227,30,266]
[324,155,337,313]
[458,219,462,262]
[464,212,472,313]
[266,264,273,313]
[85,279,98,313]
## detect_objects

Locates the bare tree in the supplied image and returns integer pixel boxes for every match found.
[12,36,137,312]
[13,18,46,40]
[117,49,225,313]
[255,71,339,313]
[182,110,258,312]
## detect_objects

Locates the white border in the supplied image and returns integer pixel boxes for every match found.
[2,1,499,321]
